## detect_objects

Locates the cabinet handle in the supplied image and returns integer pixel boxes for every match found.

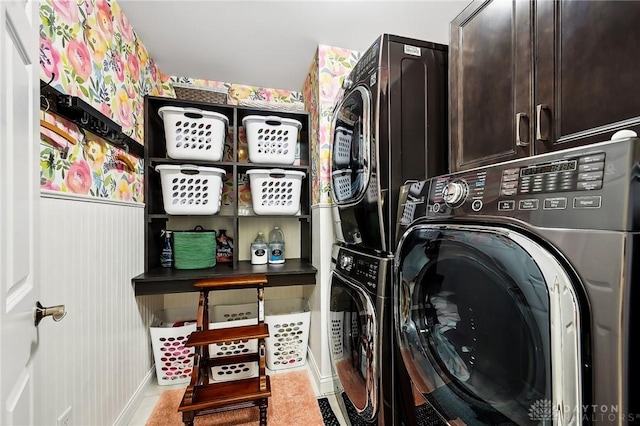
[516,112,530,146]
[536,104,550,142]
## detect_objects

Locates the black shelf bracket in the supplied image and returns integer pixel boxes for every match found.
[40,82,144,158]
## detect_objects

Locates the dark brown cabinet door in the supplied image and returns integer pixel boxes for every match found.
[450,0,533,172]
[535,0,640,153]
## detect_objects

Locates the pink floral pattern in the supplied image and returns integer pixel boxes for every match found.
[39,0,169,202]
[39,0,174,143]
[66,39,93,82]
[303,45,361,204]
[65,160,92,194]
[40,37,60,81]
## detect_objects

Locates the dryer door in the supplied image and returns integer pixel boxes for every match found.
[331,86,371,206]
[329,270,378,423]
[395,224,583,425]
[330,86,386,252]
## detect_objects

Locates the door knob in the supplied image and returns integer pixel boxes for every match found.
[34,301,66,326]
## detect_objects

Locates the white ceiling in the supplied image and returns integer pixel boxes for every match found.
[118,0,471,92]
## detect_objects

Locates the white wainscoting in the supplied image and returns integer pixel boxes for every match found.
[307,203,337,395]
[39,194,162,426]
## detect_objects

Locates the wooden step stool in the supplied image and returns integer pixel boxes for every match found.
[178,275,271,426]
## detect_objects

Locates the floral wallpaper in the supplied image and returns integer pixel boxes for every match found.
[39,0,174,201]
[303,45,361,205]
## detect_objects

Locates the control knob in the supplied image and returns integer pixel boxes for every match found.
[340,254,353,270]
[442,180,469,208]
[342,78,353,90]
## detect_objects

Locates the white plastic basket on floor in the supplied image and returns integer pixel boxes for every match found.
[155,164,225,215]
[333,126,352,167]
[209,318,259,382]
[243,115,302,165]
[265,298,311,370]
[158,106,228,161]
[210,303,259,382]
[330,311,344,360]
[332,169,352,202]
[246,169,305,215]
[150,307,200,386]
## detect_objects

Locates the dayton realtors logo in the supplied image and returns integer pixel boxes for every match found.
[528,400,639,422]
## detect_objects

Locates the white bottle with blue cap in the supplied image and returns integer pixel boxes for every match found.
[268,226,285,264]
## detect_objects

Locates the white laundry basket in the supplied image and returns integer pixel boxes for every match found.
[158,106,228,161]
[246,169,305,215]
[209,303,259,382]
[264,298,311,370]
[243,115,302,165]
[331,169,352,202]
[155,165,225,215]
[150,307,200,386]
[333,126,353,167]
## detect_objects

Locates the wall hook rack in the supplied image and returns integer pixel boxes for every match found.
[40,82,144,158]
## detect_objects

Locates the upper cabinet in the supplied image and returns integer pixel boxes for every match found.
[450,0,640,172]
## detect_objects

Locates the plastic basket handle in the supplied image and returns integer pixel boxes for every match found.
[180,165,201,175]
[268,169,287,178]
[264,116,284,126]
[182,108,205,119]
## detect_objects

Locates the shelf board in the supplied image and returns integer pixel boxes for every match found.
[236,163,309,171]
[237,214,310,220]
[132,259,316,296]
[148,157,235,168]
[147,213,309,220]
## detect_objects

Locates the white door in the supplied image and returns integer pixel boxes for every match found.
[0,1,41,425]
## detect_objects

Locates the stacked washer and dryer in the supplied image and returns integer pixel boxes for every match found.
[327,34,449,425]
[395,135,639,425]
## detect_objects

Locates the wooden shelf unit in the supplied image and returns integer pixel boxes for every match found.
[133,96,316,294]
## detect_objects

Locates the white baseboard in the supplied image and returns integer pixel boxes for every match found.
[113,368,155,426]
[307,346,338,396]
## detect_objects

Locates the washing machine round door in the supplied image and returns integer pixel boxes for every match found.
[329,271,378,423]
[395,225,582,425]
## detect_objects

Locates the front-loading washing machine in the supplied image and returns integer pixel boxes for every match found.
[329,244,394,424]
[394,136,639,425]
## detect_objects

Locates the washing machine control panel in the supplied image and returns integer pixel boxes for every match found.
[397,137,640,231]
[336,248,388,293]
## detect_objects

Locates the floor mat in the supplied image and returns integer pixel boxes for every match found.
[415,403,447,426]
[341,392,370,425]
[145,370,324,425]
[317,397,341,426]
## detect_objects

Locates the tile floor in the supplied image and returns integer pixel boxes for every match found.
[127,365,348,425]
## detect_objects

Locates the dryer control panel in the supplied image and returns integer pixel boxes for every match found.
[351,40,380,84]
[398,137,640,232]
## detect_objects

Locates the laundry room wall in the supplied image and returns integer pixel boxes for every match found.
[302,45,361,393]
[38,0,168,424]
